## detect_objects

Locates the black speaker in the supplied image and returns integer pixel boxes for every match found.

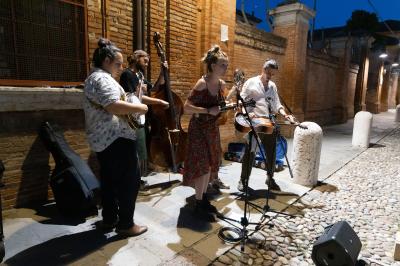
[312,220,362,266]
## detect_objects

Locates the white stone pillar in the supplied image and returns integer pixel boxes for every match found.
[292,122,323,186]
[395,104,400,122]
[352,111,373,148]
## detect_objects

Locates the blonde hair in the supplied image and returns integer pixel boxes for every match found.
[201,45,228,72]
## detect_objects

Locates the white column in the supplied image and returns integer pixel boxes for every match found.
[292,122,323,186]
[352,111,373,148]
[395,105,400,122]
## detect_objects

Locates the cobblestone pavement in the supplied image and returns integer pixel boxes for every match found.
[212,126,400,266]
[2,112,399,266]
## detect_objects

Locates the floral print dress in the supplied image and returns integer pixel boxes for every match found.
[182,81,222,187]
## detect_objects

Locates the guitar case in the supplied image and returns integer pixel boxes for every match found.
[39,122,99,217]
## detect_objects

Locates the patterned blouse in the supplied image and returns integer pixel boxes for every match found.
[83,68,136,152]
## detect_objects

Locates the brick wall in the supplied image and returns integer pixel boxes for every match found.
[233,22,286,81]
[347,65,359,118]
[147,0,200,100]
[388,74,399,108]
[365,51,384,113]
[87,0,135,67]
[0,110,94,210]
[379,68,391,112]
[303,49,359,125]
[304,51,340,125]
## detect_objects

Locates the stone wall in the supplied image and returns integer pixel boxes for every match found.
[347,65,360,118]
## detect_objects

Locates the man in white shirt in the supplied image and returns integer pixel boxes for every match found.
[238,59,294,191]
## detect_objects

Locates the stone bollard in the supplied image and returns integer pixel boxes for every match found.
[352,111,373,148]
[292,122,323,187]
[394,231,400,260]
[396,105,400,122]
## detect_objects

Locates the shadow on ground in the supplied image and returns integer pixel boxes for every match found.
[369,143,386,148]
[314,181,338,193]
[3,230,125,266]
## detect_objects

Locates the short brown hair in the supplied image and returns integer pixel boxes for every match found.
[127,50,149,67]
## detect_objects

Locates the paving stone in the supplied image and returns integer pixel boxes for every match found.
[218,255,232,265]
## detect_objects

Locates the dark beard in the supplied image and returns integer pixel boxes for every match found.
[136,63,145,73]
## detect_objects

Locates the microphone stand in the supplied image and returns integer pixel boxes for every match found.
[218,91,291,250]
[246,97,294,228]
[217,88,269,251]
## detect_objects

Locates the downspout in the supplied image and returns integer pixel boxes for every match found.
[135,0,143,50]
[101,0,108,38]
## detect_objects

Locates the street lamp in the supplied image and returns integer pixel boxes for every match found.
[379,52,388,58]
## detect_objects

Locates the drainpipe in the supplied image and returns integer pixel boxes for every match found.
[101,0,108,38]
[135,0,143,50]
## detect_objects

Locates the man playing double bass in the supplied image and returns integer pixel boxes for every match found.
[120,50,169,188]
[237,59,295,191]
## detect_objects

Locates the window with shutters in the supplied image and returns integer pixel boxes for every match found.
[0,0,87,86]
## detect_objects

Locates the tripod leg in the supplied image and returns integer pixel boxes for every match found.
[239,134,255,191]
[259,132,277,184]
[285,153,294,179]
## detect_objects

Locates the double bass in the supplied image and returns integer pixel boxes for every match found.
[149,32,187,173]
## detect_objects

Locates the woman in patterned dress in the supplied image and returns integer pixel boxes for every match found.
[183,45,228,221]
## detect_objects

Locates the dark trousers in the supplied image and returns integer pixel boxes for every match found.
[97,137,140,229]
[240,130,277,182]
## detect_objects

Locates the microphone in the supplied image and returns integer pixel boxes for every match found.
[265,97,273,117]
[265,96,272,108]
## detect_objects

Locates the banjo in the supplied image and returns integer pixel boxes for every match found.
[123,71,146,130]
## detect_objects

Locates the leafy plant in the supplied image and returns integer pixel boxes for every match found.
[346,10,379,36]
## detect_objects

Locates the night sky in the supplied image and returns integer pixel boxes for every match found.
[238,0,400,31]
